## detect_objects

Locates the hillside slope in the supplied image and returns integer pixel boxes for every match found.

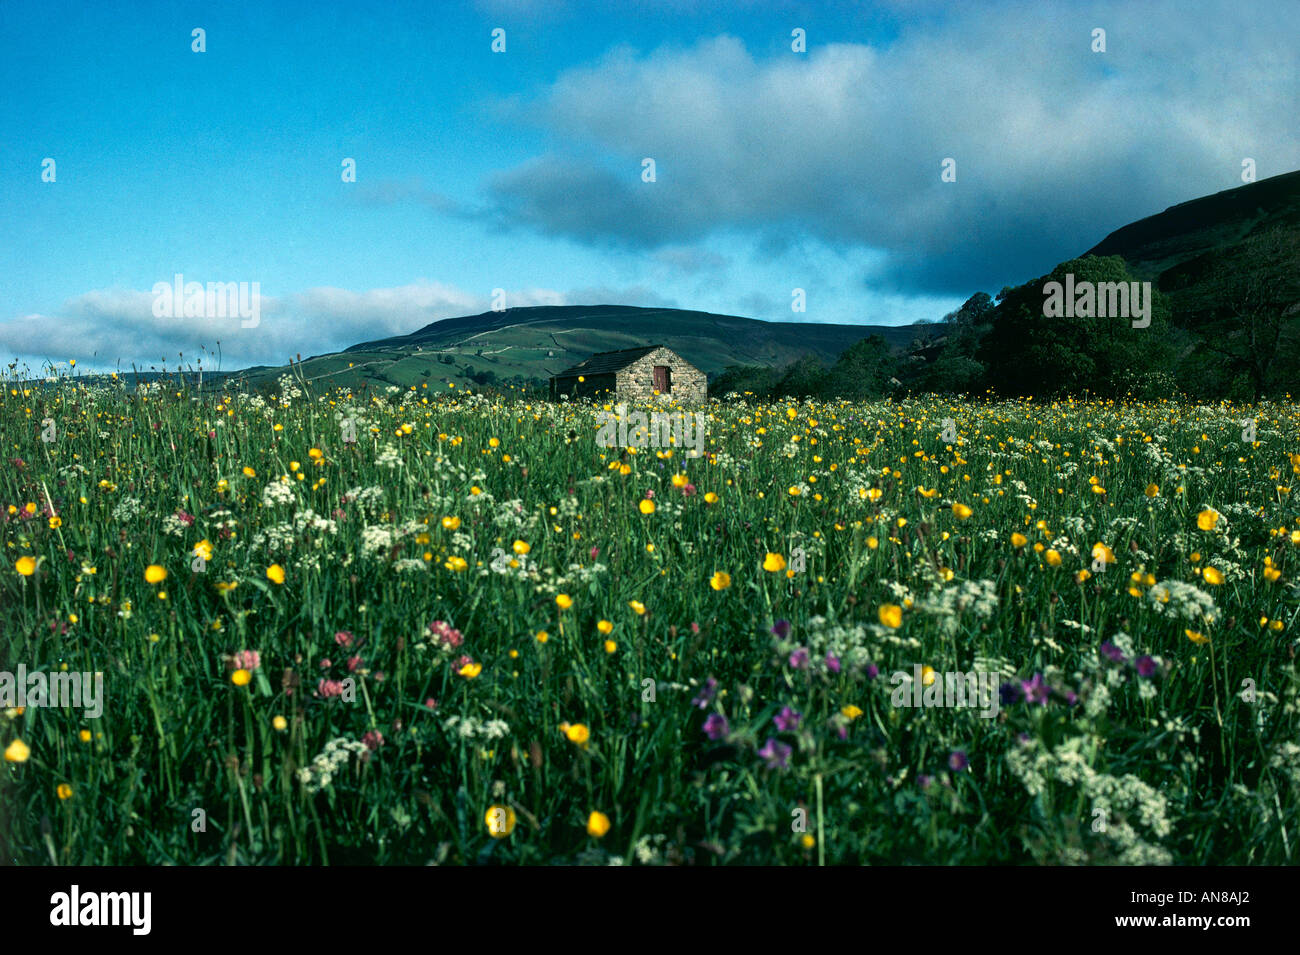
[1084,169,1300,324]
[240,305,925,392]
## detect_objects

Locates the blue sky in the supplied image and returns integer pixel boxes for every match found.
[2,0,1297,373]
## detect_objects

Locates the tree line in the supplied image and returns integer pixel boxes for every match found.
[712,232,1300,402]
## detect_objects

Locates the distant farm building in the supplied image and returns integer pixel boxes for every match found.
[550,345,706,403]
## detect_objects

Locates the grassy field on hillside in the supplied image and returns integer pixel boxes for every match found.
[2,371,1298,864]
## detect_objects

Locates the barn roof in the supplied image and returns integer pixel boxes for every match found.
[551,344,670,378]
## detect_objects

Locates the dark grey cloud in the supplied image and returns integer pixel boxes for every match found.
[486,156,696,246]
[481,2,1300,296]
[653,246,729,274]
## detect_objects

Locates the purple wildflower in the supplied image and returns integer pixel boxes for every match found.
[757,737,792,770]
[1135,655,1157,678]
[702,713,730,741]
[825,653,841,674]
[691,677,719,709]
[999,681,1024,705]
[773,706,802,732]
[1099,641,1127,663]
[948,750,969,772]
[865,663,879,680]
[771,619,792,640]
[788,647,810,670]
[918,774,933,790]
[1022,673,1051,705]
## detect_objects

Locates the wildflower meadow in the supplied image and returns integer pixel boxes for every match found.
[3,369,1298,865]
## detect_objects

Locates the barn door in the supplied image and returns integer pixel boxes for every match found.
[653,365,671,393]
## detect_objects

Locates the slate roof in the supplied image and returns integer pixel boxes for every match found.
[552,345,667,378]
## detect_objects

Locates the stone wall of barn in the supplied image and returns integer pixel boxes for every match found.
[615,347,707,404]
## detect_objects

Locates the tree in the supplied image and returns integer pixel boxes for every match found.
[710,364,780,398]
[977,255,1175,398]
[822,335,896,399]
[1196,228,1300,400]
[909,291,995,394]
[774,355,828,398]
[944,291,995,327]
[921,354,985,394]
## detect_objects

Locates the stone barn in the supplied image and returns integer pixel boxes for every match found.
[550,345,707,404]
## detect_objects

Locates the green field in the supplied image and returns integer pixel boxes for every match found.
[2,371,1298,864]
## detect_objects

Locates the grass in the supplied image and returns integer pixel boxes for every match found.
[2,366,1298,865]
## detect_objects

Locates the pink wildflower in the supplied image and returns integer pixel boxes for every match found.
[427,620,464,649]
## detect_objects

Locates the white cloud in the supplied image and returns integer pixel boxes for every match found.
[0,281,682,370]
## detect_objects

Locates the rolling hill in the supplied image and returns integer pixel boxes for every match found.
[237,305,929,393]
[1084,169,1300,324]
[1086,169,1300,275]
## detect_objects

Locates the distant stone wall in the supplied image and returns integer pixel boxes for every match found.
[615,347,707,404]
